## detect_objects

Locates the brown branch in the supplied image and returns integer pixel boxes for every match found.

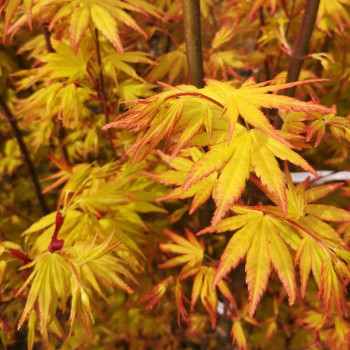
[285,0,320,97]
[182,0,205,88]
[274,0,320,128]
[42,24,55,53]
[95,29,117,159]
[42,24,70,165]
[0,96,49,214]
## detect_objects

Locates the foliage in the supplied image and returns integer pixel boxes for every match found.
[1,0,350,349]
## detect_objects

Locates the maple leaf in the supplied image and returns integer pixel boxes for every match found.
[231,320,248,350]
[317,0,350,32]
[203,210,296,317]
[157,228,236,327]
[307,112,350,146]
[159,229,204,274]
[190,266,218,329]
[16,252,71,334]
[140,275,175,310]
[16,231,135,337]
[104,51,154,84]
[67,233,136,334]
[203,79,333,144]
[206,172,350,316]
[148,149,217,215]
[147,45,188,84]
[211,23,239,50]
[4,0,162,53]
[198,169,350,315]
[149,124,317,226]
[185,127,316,225]
[105,78,332,162]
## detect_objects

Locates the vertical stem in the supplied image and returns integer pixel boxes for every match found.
[95,29,117,159]
[42,24,55,53]
[274,0,320,128]
[285,0,320,97]
[0,96,49,214]
[42,24,70,165]
[182,0,210,228]
[182,0,205,88]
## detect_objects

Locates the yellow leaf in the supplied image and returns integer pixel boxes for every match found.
[251,130,287,214]
[170,114,204,160]
[159,229,204,272]
[305,204,350,222]
[265,217,296,305]
[90,4,123,53]
[265,136,317,177]
[213,132,251,225]
[213,220,258,287]
[212,23,237,49]
[319,259,347,316]
[17,253,70,333]
[231,320,248,349]
[189,174,217,214]
[193,266,219,329]
[183,136,238,192]
[246,219,271,317]
[69,5,90,54]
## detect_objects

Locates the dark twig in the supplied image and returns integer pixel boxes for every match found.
[95,29,117,159]
[42,24,70,165]
[42,24,55,53]
[285,0,320,97]
[274,0,320,128]
[0,96,49,214]
[182,0,205,88]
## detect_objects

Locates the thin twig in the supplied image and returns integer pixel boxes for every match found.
[42,24,55,53]
[42,24,70,165]
[0,96,49,214]
[95,29,117,159]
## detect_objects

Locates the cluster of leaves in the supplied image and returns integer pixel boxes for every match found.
[1,0,350,349]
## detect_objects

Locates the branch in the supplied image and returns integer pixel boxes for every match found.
[95,29,117,159]
[274,0,320,128]
[285,0,320,97]
[182,0,205,88]
[0,96,49,214]
[42,24,70,165]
